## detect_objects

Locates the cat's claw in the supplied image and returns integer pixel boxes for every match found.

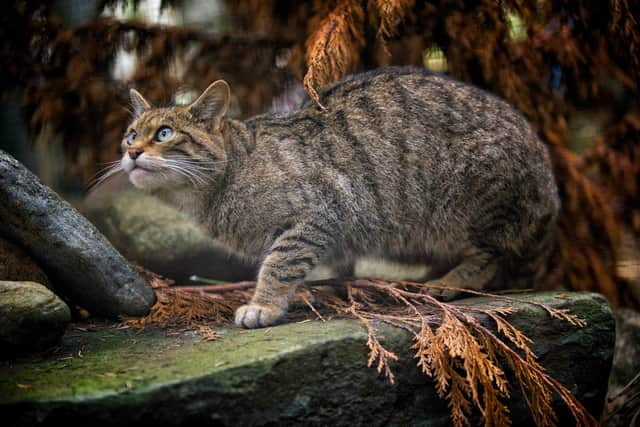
[235,303,285,328]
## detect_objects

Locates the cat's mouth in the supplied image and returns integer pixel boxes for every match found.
[127,161,160,179]
[127,164,164,190]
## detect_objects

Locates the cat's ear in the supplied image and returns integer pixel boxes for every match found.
[129,88,152,117]
[188,80,230,130]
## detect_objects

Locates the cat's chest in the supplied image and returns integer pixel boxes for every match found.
[157,189,210,227]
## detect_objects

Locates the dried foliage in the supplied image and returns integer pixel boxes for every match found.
[303,0,365,108]
[341,280,594,427]
[1,0,637,308]
[121,266,239,338]
[584,113,640,233]
[123,270,597,427]
[602,371,640,427]
[371,0,415,39]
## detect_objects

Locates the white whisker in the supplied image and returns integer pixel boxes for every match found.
[88,162,124,191]
[167,155,228,166]
[162,161,209,186]
[163,158,220,184]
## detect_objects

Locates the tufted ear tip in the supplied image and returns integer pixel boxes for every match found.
[129,88,152,117]
[211,79,230,93]
[188,80,230,130]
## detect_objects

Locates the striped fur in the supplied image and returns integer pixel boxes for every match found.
[122,67,560,328]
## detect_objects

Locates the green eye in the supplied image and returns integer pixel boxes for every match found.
[127,130,137,145]
[155,126,174,142]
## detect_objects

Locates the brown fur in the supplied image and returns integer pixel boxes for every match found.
[120,67,560,328]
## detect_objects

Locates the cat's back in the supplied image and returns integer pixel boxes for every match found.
[314,66,529,139]
[251,66,542,160]
[246,66,551,191]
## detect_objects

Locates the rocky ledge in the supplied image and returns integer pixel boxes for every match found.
[0,291,615,426]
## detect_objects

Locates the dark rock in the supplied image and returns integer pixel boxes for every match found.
[0,291,614,426]
[0,237,51,289]
[609,308,640,391]
[602,372,640,427]
[0,281,70,355]
[0,150,155,317]
[82,183,256,283]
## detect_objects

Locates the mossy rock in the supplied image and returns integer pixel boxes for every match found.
[0,281,70,355]
[0,291,614,426]
[609,308,640,391]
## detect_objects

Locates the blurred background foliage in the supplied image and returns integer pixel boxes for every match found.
[0,0,638,308]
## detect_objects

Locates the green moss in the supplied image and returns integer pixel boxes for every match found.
[0,320,365,403]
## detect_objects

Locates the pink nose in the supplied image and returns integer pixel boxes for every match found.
[128,148,143,160]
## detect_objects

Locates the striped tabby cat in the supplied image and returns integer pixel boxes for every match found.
[121,67,559,328]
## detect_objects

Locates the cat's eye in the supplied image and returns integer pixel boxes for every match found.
[126,130,137,145]
[155,126,174,142]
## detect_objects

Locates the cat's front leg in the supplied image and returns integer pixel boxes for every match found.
[235,224,329,328]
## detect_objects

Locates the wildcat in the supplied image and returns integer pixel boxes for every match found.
[120,66,559,328]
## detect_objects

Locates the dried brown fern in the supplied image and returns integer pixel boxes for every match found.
[303,0,365,108]
[338,279,597,427]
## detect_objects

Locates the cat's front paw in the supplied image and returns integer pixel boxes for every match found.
[235,303,285,328]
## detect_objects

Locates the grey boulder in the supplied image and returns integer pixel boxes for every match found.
[0,281,70,355]
[0,150,155,317]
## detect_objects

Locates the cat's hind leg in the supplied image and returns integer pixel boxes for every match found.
[235,223,331,328]
[424,246,498,300]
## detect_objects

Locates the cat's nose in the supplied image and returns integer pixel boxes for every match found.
[128,148,143,160]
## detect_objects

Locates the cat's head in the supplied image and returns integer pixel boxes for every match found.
[121,81,230,191]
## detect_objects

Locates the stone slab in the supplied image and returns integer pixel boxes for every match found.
[0,291,615,426]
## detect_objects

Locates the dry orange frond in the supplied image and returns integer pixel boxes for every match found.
[303,0,365,108]
[371,0,415,39]
[337,278,599,427]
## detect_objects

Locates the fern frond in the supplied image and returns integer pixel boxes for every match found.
[371,0,415,39]
[303,0,365,108]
